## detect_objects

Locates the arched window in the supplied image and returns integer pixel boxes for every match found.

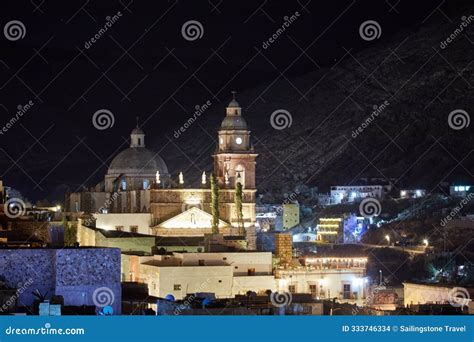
[121,180,127,190]
[143,179,149,189]
[235,164,245,188]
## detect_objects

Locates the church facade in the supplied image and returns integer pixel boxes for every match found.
[66,95,257,248]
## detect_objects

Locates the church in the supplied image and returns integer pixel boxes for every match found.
[67,94,258,249]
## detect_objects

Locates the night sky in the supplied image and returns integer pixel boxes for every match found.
[0,0,470,202]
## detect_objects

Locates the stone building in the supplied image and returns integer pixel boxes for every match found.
[67,94,257,249]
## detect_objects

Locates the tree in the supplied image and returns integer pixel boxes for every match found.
[63,218,77,247]
[210,174,220,234]
[234,182,245,235]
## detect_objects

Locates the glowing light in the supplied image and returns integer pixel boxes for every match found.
[235,137,243,145]
[385,235,390,242]
[423,239,429,247]
[400,190,406,197]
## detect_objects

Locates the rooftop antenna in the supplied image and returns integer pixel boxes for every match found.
[231,90,237,100]
[136,116,140,128]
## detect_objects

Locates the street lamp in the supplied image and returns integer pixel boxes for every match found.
[385,234,390,245]
[423,239,429,247]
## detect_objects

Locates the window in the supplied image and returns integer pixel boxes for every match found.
[235,137,243,145]
[288,285,296,294]
[247,268,255,276]
[173,284,181,291]
[121,180,127,190]
[309,284,317,297]
[198,259,205,266]
[138,138,141,145]
[343,284,351,299]
[143,179,149,189]
[130,226,138,233]
[115,226,123,231]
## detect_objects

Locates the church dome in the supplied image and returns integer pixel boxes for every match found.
[108,147,168,176]
[220,115,248,130]
[220,91,248,130]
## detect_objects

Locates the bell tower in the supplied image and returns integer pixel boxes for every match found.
[213,92,257,189]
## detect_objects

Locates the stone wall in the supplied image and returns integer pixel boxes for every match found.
[0,248,121,314]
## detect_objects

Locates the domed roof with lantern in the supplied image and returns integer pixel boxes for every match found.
[220,91,248,130]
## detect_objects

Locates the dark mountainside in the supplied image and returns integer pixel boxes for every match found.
[160,6,474,202]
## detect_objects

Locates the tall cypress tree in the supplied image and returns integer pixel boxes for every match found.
[235,182,245,236]
[210,174,220,234]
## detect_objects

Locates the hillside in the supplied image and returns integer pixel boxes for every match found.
[161,7,474,201]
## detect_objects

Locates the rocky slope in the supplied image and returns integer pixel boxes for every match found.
[161,7,474,202]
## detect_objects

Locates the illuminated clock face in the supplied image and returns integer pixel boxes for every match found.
[235,137,243,145]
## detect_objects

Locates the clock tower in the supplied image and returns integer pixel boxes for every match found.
[213,92,257,189]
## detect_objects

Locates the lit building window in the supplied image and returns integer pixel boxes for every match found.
[143,179,149,189]
[121,180,127,190]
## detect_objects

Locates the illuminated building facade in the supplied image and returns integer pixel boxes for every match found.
[67,95,257,249]
[330,185,391,204]
[399,189,426,199]
[276,256,368,304]
[316,217,343,243]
